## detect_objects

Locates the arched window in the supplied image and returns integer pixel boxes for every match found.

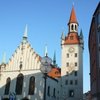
[71,24,74,31]
[75,25,77,31]
[15,73,24,95]
[28,76,35,95]
[4,77,11,95]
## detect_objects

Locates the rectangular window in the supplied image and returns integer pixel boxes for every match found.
[69,90,74,97]
[66,63,69,67]
[70,80,73,85]
[75,80,78,85]
[75,62,77,66]
[67,53,69,58]
[66,72,69,76]
[65,80,68,85]
[75,53,77,57]
[74,71,77,76]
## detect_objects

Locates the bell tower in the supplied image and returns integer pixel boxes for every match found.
[61,6,84,100]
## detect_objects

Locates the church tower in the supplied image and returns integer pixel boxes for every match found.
[61,6,84,100]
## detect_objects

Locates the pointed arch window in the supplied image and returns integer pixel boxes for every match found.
[4,77,11,95]
[15,73,24,95]
[28,76,35,95]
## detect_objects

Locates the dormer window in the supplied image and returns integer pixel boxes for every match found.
[70,36,74,40]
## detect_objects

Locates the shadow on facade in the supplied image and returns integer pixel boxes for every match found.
[0,71,44,100]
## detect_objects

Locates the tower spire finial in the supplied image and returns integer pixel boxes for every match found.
[45,44,48,56]
[2,52,6,64]
[68,5,78,24]
[72,2,74,6]
[22,24,28,43]
[23,24,28,38]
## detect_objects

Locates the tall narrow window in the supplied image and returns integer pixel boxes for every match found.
[75,62,77,66]
[67,53,69,58]
[75,53,77,57]
[5,77,11,95]
[15,73,24,95]
[65,80,68,85]
[74,71,77,76]
[75,25,77,31]
[28,76,35,95]
[75,80,78,85]
[71,24,74,30]
[53,88,56,97]
[70,80,73,85]
[66,63,69,67]
[47,86,50,96]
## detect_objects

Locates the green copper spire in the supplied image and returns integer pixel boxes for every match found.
[80,29,83,39]
[45,44,48,56]
[53,51,56,66]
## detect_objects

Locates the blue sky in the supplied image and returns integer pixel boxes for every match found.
[0,0,99,93]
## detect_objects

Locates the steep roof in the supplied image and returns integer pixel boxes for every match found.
[68,6,78,24]
[64,33,80,45]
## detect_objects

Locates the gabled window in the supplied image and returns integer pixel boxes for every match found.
[28,76,35,95]
[5,77,11,95]
[15,73,24,95]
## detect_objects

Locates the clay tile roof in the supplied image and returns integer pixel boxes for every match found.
[64,33,80,44]
[68,6,78,24]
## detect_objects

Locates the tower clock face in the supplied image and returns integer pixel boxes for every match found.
[68,47,75,53]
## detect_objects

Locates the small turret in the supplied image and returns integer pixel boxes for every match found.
[68,6,78,33]
[79,29,84,48]
[53,51,56,66]
[44,44,48,56]
[80,29,83,39]
[1,52,6,67]
[22,25,28,43]
[61,32,65,46]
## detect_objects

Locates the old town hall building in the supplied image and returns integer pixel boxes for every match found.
[0,6,84,100]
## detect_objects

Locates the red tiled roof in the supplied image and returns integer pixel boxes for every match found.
[64,32,80,45]
[68,6,78,24]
